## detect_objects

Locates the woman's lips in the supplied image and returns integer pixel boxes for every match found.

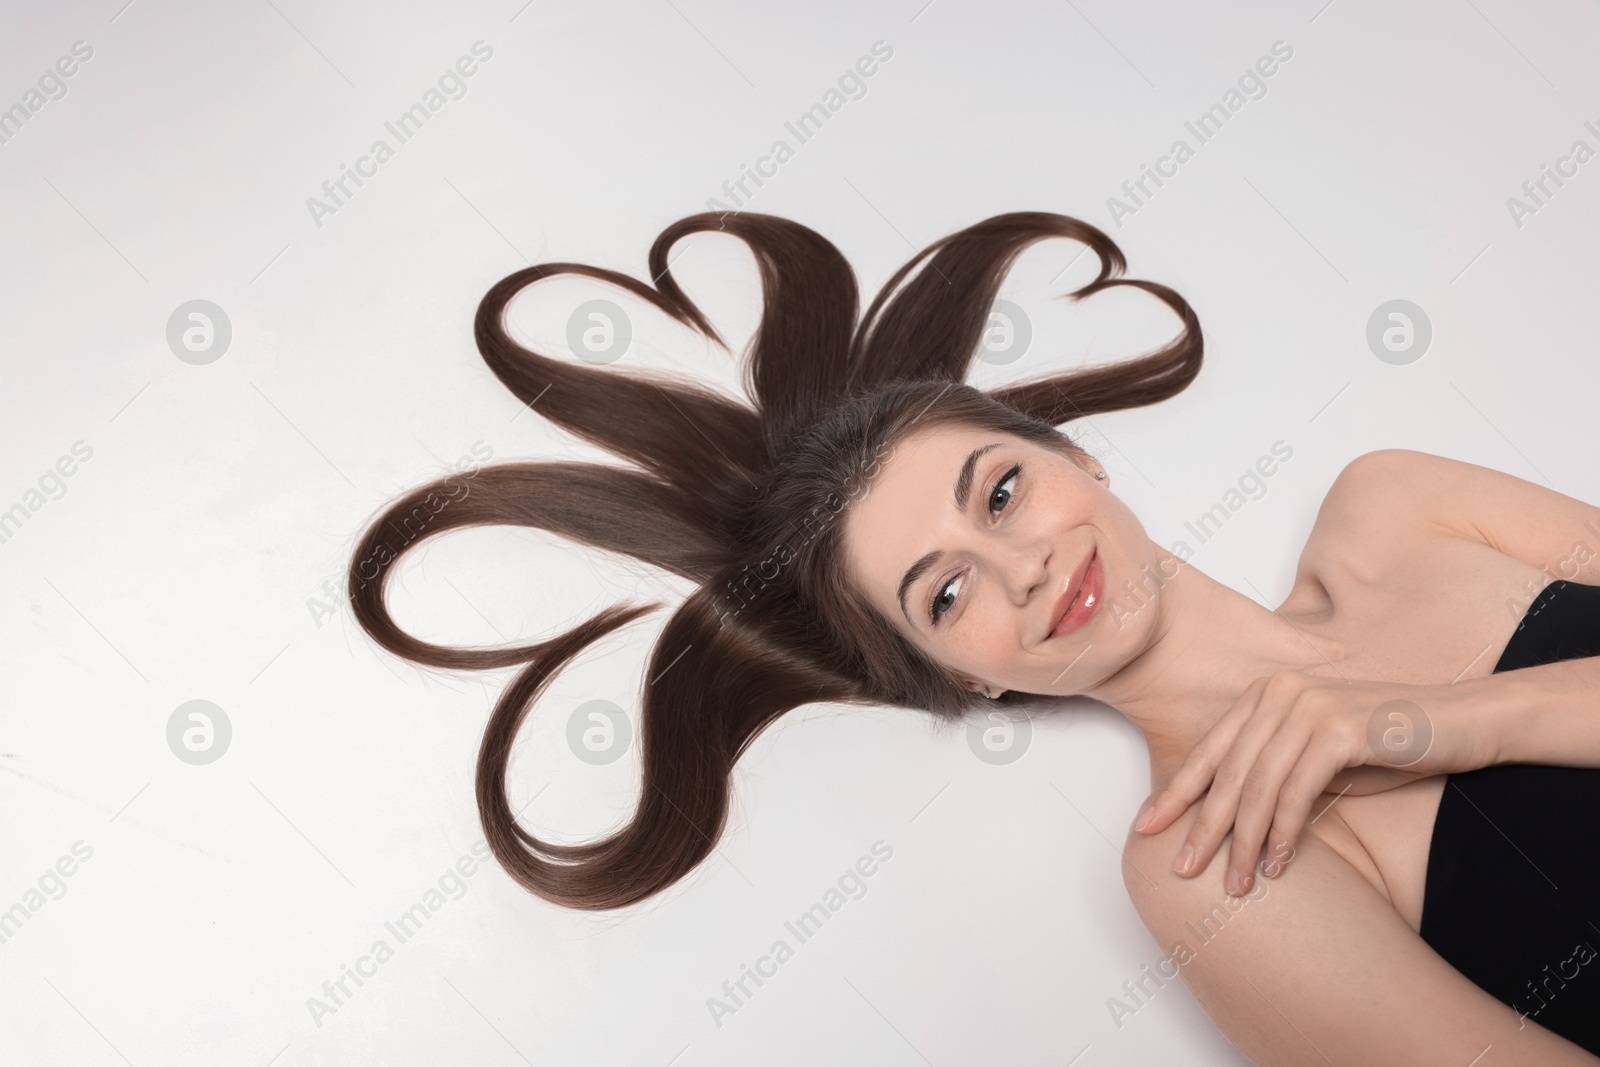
[1049,551,1103,640]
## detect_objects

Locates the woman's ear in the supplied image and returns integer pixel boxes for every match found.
[1074,452,1109,488]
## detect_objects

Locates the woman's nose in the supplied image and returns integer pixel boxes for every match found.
[1000,537,1050,603]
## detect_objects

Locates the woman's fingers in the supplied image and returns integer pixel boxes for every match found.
[1259,716,1402,878]
[1135,751,1212,836]
[1172,700,1285,880]
[1136,734,1227,835]
[1142,672,1463,894]
[1259,776,1321,878]
[1135,678,1267,835]
[1231,733,1339,887]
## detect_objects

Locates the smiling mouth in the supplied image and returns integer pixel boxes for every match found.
[1046,549,1100,641]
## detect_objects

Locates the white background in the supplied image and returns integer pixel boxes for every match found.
[3,1,1599,1064]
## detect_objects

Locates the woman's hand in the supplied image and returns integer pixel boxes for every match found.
[1132,671,1498,896]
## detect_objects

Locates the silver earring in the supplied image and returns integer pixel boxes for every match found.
[1094,471,1106,480]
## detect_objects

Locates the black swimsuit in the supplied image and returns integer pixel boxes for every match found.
[1420,579,1600,1054]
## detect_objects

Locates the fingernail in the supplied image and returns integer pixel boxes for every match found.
[1261,858,1280,878]
[1225,867,1244,895]
[1174,845,1195,875]
[1135,807,1157,833]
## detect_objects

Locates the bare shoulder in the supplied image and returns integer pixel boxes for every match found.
[1118,806,1600,1065]
[1296,450,1452,581]
[1302,449,1600,585]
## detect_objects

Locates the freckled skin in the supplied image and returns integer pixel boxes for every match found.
[842,423,1358,798]
[842,424,1164,699]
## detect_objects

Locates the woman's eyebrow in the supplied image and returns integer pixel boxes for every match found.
[952,442,1002,512]
[896,550,941,625]
[894,441,1003,625]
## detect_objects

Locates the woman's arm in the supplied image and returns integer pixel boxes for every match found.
[1457,655,1600,768]
[1139,662,1600,897]
[1376,445,1600,769]
[1346,448,1600,768]
[1121,808,1600,1066]
[1137,449,1600,890]
[1334,448,1600,587]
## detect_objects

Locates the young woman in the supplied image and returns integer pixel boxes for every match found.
[348,210,1600,1065]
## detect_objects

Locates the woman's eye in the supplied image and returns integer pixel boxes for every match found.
[930,572,965,624]
[930,464,1022,625]
[989,464,1020,514]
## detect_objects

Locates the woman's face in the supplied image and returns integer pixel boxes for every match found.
[842,423,1158,698]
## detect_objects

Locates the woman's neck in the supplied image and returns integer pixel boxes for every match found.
[1082,546,1351,789]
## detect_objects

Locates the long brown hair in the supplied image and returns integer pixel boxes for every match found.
[347,210,1202,910]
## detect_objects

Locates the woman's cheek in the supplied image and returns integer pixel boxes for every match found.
[968,629,1008,667]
